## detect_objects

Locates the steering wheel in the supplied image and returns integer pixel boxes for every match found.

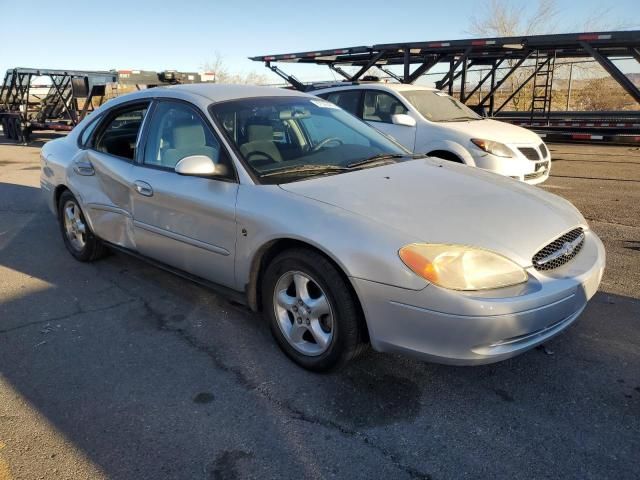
[246,151,278,165]
[312,137,344,152]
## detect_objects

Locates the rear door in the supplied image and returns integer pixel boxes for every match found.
[130,99,238,288]
[80,102,150,249]
[362,90,416,151]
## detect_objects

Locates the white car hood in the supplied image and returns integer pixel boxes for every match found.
[442,118,541,144]
[279,159,585,267]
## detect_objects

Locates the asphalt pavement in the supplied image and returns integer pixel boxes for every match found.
[0,136,638,480]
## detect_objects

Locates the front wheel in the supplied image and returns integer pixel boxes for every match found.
[57,190,107,262]
[262,248,368,372]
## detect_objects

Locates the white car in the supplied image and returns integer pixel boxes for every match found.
[313,83,551,184]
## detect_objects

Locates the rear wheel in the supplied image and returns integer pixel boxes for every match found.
[262,248,367,371]
[57,190,107,262]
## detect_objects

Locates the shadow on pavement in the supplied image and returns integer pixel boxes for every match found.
[1,181,639,479]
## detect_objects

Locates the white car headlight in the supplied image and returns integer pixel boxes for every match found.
[471,138,515,158]
[399,244,527,291]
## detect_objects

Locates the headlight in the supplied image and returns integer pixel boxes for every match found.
[399,244,527,291]
[471,138,514,158]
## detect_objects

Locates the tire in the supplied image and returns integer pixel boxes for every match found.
[57,190,107,262]
[1,118,9,139]
[6,118,16,140]
[262,248,368,372]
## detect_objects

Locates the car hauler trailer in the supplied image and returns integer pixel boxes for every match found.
[0,68,117,142]
[0,68,213,143]
[251,30,640,144]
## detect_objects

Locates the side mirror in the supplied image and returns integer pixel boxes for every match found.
[174,155,228,177]
[391,114,416,127]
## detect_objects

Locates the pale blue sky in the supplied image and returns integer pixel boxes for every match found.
[2,0,638,83]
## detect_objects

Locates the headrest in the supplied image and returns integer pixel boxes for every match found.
[173,121,205,149]
[247,123,273,142]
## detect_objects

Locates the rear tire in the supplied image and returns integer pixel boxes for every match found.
[262,248,368,372]
[57,190,107,262]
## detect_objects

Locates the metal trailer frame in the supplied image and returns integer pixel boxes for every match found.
[0,68,117,142]
[250,31,640,142]
[0,68,212,143]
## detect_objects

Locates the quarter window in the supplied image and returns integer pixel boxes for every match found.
[94,105,148,160]
[79,114,101,147]
[363,91,408,123]
[143,101,224,170]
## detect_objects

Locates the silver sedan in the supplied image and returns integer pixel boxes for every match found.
[40,84,605,371]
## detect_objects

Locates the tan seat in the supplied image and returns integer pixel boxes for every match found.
[163,120,217,168]
[240,122,282,163]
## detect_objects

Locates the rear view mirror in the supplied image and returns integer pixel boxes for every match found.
[391,114,417,127]
[175,155,228,177]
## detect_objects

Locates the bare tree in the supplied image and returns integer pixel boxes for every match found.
[468,0,559,37]
[467,0,560,110]
[466,0,632,111]
[202,52,268,85]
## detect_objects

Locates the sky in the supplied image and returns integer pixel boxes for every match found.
[1,0,639,84]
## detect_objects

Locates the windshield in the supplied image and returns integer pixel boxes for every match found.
[209,96,408,184]
[400,90,481,122]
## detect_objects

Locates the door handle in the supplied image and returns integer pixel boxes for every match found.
[73,160,95,176]
[134,180,153,197]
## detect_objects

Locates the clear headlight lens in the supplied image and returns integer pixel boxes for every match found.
[471,138,515,158]
[399,244,527,291]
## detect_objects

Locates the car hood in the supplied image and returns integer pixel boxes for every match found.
[279,159,586,267]
[441,118,541,144]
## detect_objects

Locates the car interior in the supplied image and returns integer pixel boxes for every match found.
[95,108,147,160]
[148,107,219,168]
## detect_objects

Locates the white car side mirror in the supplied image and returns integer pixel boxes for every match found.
[175,155,228,177]
[391,114,417,128]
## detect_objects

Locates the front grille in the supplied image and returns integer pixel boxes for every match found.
[524,161,549,181]
[518,147,541,161]
[539,143,548,158]
[532,228,585,271]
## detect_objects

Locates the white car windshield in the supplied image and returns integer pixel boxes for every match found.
[210,97,410,183]
[400,90,481,122]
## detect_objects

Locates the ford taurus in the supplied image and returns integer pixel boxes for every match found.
[40,84,605,371]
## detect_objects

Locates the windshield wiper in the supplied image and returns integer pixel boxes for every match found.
[346,153,406,169]
[260,164,350,178]
[439,116,479,122]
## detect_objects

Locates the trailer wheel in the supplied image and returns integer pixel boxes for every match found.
[6,118,16,140]
[13,118,24,143]
[0,118,8,139]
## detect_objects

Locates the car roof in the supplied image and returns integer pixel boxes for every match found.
[311,82,438,93]
[117,83,310,103]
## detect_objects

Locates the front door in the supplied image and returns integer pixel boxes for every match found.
[362,90,417,151]
[130,99,238,288]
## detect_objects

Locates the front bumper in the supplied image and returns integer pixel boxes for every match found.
[471,142,551,185]
[351,230,605,365]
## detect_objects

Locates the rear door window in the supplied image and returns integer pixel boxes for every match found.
[94,104,149,160]
[320,90,362,116]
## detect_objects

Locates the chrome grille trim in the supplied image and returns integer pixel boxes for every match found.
[532,227,585,271]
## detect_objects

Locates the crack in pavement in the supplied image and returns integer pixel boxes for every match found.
[0,298,138,335]
[138,299,433,480]
[41,260,434,479]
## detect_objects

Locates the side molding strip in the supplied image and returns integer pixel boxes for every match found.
[133,220,230,256]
